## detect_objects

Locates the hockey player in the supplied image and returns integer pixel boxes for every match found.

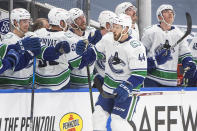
[115,2,139,40]
[85,10,117,91]
[141,4,196,87]
[34,8,71,90]
[64,8,96,88]
[187,36,197,86]
[0,8,41,88]
[76,14,147,131]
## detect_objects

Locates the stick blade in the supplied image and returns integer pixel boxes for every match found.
[185,12,192,34]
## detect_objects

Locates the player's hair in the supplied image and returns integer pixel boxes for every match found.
[32,18,48,31]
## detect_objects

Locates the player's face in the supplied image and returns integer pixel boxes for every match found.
[125,6,137,23]
[75,15,87,31]
[161,9,174,25]
[112,24,122,41]
[19,19,30,33]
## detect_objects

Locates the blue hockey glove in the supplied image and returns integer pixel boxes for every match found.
[55,41,70,54]
[183,61,196,79]
[17,37,41,56]
[147,57,156,73]
[155,49,171,65]
[5,49,20,68]
[43,47,61,61]
[88,30,102,45]
[114,81,133,103]
[76,40,87,55]
[187,70,197,87]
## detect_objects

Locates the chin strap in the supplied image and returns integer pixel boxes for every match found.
[160,15,173,26]
[117,26,128,42]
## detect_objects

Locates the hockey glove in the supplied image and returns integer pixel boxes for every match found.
[16,37,41,56]
[88,30,102,45]
[155,49,171,65]
[43,47,61,61]
[188,70,197,86]
[147,57,156,73]
[55,41,70,54]
[183,62,196,79]
[114,81,133,103]
[93,74,104,92]
[76,40,87,55]
[5,49,20,68]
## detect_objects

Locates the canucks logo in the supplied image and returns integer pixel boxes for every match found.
[108,52,125,74]
[155,40,175,54]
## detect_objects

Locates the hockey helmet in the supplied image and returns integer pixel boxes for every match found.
[98,10,117,28]
[10,8,31,26]
[112,13,132,29]
[48,8,70,27]
[156,4,175,22]
[115,2,137,15]
[69,8,84,24]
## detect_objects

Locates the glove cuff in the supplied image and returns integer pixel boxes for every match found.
[17,40,25,50]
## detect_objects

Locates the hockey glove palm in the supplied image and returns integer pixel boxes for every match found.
[76,40,87,55]
[88,30,102,45]
[55,41,70,54]
[155,49,171,65]
[114,81,133,103]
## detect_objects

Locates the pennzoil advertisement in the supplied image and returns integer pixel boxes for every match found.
[0,89,197,131]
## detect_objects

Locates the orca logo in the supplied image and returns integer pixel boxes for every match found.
[108,52,125,74]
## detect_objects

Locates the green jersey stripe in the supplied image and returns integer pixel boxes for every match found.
[70,73,94,84]
[149,69,177,80]
[36,69,71,84]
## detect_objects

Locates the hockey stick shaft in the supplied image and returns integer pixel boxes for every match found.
[87,65,95,113]
[170,12,192,50]
[102,90,186,99]
[30,57,36,131]
[84,39,95,113]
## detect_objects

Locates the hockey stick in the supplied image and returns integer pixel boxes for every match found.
[30,57,36,131]
[170,12,192,50]
[101,90,186,98]
[84,40,95,113]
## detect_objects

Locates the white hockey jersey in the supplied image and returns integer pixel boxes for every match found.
[141,25,192,86]
[0,32,33,88]
[95,32,147,94]
[34,28,70,90]
[130,23,139,40]
[64,26,96,88]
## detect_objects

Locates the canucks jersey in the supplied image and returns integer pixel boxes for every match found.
[141,25,192,86]
[95,32,147,94]
[34,28,70,90]
[65,26,96,88]
[0,32,33,88]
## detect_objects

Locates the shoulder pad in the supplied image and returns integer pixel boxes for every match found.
[2,33,13,40]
